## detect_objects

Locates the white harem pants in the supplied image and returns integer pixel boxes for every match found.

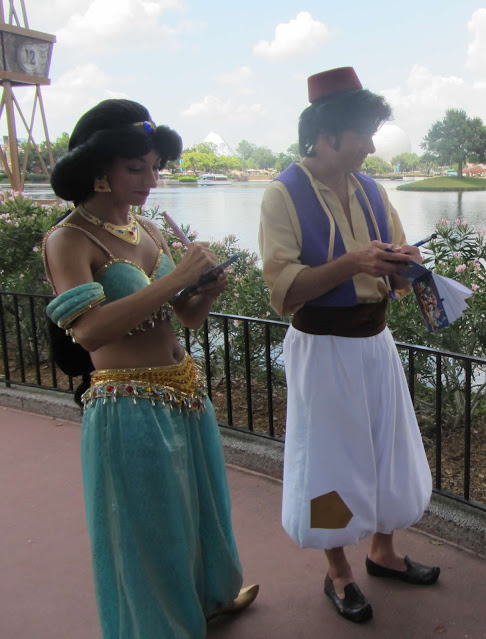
[282,325,432,549]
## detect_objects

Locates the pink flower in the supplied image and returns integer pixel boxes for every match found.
[471,284,479,291]
[455,264,467,273]
[453,251,462,258]
[32,246,39,252]
[416,373,423,379]
[439,219,449,226]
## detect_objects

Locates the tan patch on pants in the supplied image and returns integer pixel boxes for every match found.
[310,491,353,529]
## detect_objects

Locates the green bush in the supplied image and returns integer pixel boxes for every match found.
[144,207,285,384]
[0,191,66,366]
[2,196,484,424]
[387,220,486,430]
[0,190,65,293]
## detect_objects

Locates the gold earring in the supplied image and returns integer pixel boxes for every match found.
[94,176,111,193]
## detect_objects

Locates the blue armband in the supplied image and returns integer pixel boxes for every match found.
[46,282,106,329]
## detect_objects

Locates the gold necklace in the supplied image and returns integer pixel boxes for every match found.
[77,205,140,245]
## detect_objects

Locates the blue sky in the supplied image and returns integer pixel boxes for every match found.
[12,1,486,156]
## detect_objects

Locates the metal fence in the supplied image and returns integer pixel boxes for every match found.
[1,289,485,513]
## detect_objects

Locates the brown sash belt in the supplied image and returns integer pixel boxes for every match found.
[291,299,388,337]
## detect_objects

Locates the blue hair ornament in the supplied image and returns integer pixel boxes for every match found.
[135,120,156,134]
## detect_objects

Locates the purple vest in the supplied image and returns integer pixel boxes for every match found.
[275,163,390,307]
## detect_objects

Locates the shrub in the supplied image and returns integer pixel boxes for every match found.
[144,207,285,384]
[387,220,486,430]
[0,190,65,293]
[0,191,67,366]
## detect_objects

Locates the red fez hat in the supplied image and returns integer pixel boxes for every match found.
[307,67,363,103]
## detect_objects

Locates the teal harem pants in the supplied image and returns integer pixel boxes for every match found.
[81,395,243,639]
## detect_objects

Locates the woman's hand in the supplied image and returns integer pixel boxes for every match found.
[188,271,229,300]
[175,242,218,287]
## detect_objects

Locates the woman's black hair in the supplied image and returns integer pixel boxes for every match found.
[50,99,183,202]
[45,210,94,408]
[298,89,392,157]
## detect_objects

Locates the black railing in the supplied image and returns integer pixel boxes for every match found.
[1,290,485,513]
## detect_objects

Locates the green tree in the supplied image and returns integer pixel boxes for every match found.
[362,156,392,175]
[213,155,242,173]
[189,142,217,155]
[252,146,277,169]
[274,153,294,173]
[181,151,216,173]
[391,152,421,173]
[274,142,301,173]
[42,131,69,167]
[17,140,39,174]
[236,140,257,160]
[286,142,300,156]
[17,131,70,176]
[421,109,486,178]
[418,152,440,175]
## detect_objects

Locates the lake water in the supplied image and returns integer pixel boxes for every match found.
[21,178,486,256]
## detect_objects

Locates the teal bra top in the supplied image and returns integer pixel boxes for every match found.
[44,216,175,332]
[94,253,175,303]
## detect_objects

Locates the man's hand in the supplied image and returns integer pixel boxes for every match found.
[351,241,413,278]
[393,243,423,264]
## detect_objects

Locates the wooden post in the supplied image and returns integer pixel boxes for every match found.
[2,82,21,191]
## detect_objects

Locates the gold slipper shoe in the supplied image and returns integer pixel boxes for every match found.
[207,584,260,621]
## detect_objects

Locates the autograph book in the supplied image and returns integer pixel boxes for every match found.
[176,253,242,300]
[396,260,473,333]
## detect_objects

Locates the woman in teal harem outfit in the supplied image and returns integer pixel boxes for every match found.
[42,99,258,639]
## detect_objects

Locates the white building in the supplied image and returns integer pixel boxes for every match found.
[203,132,236,156]
[372,124,411,163]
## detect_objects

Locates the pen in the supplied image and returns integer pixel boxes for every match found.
[413,233,438,248]
[162,211,190,246]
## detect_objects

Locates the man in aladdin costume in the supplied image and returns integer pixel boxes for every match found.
[259,67,440,623]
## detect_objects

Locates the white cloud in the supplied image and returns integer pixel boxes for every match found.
[215,66,255,96]
[466,8,486,75]
[8,64,128,141]
[182,95,267,121]
[381,65,486,151]
[55,0,189,53]
[215,66,254,85]
[253,11,330,59]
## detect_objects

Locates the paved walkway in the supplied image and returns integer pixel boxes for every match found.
[0,405,485,639]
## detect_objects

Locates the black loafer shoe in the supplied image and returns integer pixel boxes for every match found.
[324,573,373,623]
[366,555,440,585]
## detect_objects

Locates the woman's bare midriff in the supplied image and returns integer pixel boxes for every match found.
[89,319,185,371]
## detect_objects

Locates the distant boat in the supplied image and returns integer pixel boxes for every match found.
[197,173,232,185]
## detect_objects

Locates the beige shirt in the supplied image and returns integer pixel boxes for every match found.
[258,163,408,316]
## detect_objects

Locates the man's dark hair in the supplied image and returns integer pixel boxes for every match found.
[50,99,182,203]
[298,89,392,157]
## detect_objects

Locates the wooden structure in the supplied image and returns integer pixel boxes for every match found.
[0,1,55,191]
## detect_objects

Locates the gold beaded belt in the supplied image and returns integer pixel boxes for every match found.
[82,353,207,412]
